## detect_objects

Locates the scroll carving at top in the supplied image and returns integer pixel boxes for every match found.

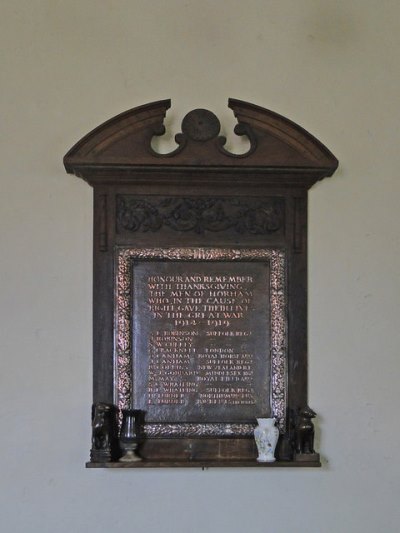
[116,196,285,235]
[63,99,338,178]
[163,108,256,159]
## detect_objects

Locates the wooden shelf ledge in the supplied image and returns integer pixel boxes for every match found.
[86,460,321,469]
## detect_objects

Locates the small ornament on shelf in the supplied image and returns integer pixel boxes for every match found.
[254,417,279,463]
[90,403,118,462]
[294,406,320,463]
[119,409,143,462]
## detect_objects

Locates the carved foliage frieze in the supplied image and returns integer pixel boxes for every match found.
[116,196,285,235]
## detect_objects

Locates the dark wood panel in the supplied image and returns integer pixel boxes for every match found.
[65,99,338,467]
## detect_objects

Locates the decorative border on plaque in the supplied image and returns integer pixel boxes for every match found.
[115,247,287,434]
[144,423,256,438]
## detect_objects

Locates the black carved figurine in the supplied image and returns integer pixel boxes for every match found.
[90,403,118,462]
[295,406,317,455]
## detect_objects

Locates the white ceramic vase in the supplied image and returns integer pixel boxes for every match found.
[254,418,279,462]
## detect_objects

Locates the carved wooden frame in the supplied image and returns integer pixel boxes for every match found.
[64,99,338,467]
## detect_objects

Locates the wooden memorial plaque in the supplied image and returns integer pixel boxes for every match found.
[64,99,338,467]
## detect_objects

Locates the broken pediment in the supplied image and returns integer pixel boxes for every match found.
[64,99,338,184]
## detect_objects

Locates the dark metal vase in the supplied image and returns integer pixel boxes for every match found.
[119,409,142,462]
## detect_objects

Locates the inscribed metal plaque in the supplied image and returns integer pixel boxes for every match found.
[115,247,287,436]
[132,261,270,423]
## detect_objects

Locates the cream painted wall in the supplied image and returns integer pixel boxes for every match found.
[1,2,399,532]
